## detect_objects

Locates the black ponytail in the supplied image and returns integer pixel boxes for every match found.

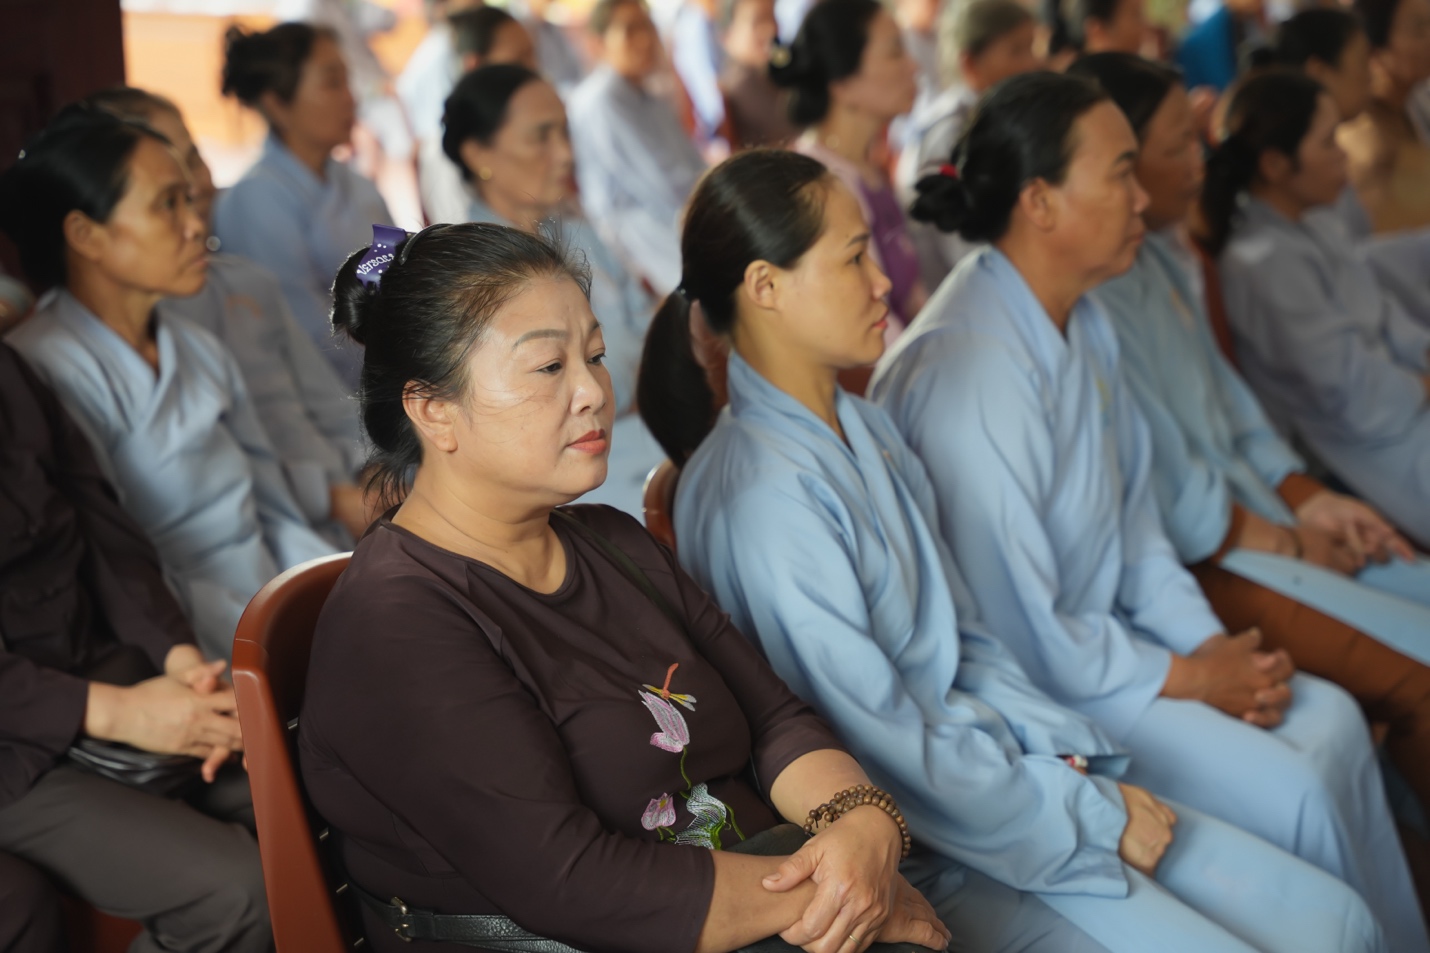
[1198,69,1323,255]
[909,71,1108,243]
[637,293,718,466]
[769,0,882,127]
[637,149,830,464]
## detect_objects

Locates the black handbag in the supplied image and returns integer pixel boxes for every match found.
[351,513,941,953]
[64,644,204,798]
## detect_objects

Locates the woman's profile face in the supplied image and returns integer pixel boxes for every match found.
[1383,0,1430,86]
[602,2,662,81]
[1284,92,1349,209]
[768,180,892,371]
[466,80,574,218]
[451,275,614,503]
[1134,84,1204,230]
[268,34,357,152]
[834,10,920,122]
[73,136,208,298]
[1041,100,1148,285]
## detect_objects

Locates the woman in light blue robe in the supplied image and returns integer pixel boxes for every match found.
[84,87,368,548]
[1202,70,1430,550]
[161,254,367,547]
[1065,55,1430,645]
[0,107,336,663]
[568,0,707,295]
[872,73,1428,952]
[638,148,1385,953]
[1097,229,1430,627]
[11,293,338,661]
[445,64,664,516]
[215,22,394,392]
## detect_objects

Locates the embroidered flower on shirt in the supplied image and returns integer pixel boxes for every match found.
[634,662,744,848]
[640,691,691,753]
[642,793,677,831]
[674,783,732,849]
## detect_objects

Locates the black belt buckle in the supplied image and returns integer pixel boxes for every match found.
[391,897,413,943]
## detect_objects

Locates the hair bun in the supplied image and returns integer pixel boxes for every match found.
[330,244,382,347]
[910,170,973,234]
[767,39,821,88]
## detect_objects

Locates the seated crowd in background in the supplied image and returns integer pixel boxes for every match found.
[5,0,1430,948]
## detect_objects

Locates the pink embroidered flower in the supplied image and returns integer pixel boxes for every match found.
[640,690,690,753]
[642,793,677,830]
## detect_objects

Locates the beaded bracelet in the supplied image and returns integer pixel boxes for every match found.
[803,784,913,859]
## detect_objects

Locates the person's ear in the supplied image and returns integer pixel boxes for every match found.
[1084,18,1108,50]
[460,139,495,182]
[62,210,107,268]
[403,383,461,454]
[1304,56,1334,90]
[257,90,290,135]
[460,51,480,73]
[959,50,982,89]
[741,259,780,311]
[1018,178,1057,231]
[1258,148,1293,187]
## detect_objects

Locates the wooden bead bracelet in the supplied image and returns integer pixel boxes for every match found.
[803,784,913,859]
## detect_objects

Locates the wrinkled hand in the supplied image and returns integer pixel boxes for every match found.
[869,876,951,951]
[331,483,377,540]
[160,647,240,779]
[1118,784,1177,877]
[767,807,902,953]
[88,671,243,783]
[1296,491,1415,566]
[1192,629,1294,728]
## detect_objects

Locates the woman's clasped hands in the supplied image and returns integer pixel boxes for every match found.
[83,644,245,783]
[764,805,952,953]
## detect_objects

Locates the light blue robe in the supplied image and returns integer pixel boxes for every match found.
[508,0,589,97]
[7,291,337,662]
[1093,231,1430,659]
[466,195,663,517]
[669,2,725,143]
[567,65,707,295]
[1220,199,1430,548]
[1319,188,1430,333]
[160,253,366,547]
[872,246,1428,953]
[676,353,1384,953]
[214,133,394,392]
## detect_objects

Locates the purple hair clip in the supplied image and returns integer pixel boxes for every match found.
[355,224,410,290]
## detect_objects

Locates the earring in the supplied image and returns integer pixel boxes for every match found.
[478,167,493,181]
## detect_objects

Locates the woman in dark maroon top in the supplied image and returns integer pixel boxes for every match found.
[298,222,951,953]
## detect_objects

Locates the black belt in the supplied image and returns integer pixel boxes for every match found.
[351,882,588,952]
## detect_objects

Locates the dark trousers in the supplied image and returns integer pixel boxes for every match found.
[0,851,64,953]
[0,765,270,953]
